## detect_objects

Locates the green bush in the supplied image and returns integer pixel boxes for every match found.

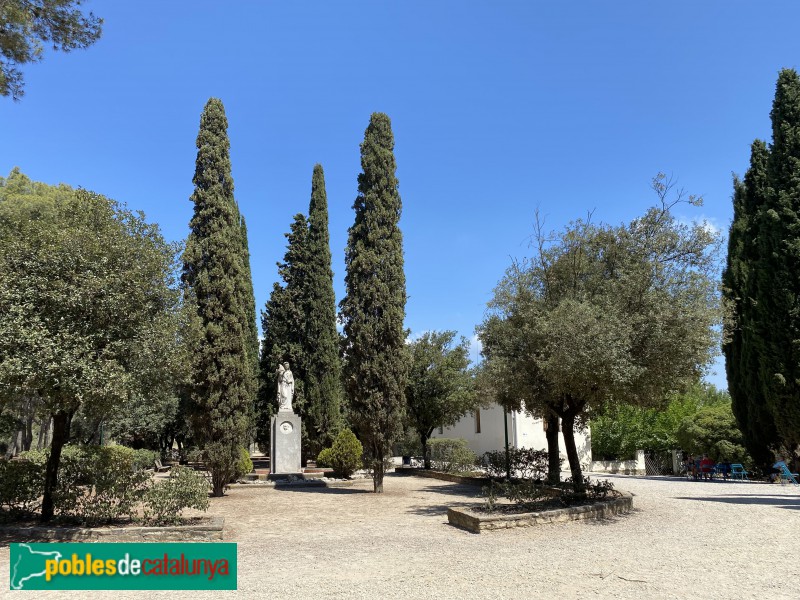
[316,447,334,468]
[54,445,150,524]
[142,466,210,526]
[131,449,161,471]
[17,448,48,466]
[0,459,44,516]
[481,448,552,480]
[235,447,253,480]
[328,429,363,478]
[428,438,477,473]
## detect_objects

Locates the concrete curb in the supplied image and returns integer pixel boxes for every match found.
[394,466,489,486]
[447,492,633,533]
[0,516,224,542]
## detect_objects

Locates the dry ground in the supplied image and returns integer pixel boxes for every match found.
[1,472,798,599]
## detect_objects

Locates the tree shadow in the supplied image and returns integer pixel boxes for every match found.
[675,495,800,509]
[273,485,371,495]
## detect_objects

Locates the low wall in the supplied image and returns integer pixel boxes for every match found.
[394,466,489,486]
[0,517,224,542]
[448,492,633,533]
[589,450,645,476]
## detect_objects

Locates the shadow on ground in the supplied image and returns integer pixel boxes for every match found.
[272,485,370,495]
[675,495,800,510]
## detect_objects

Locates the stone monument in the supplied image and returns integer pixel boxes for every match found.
[269,362,302,476]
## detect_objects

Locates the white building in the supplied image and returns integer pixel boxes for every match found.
[430,403,591,467]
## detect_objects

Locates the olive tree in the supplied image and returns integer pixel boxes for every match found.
[479,175,721,494]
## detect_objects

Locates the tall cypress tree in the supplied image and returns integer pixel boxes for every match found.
[755,69,800,450]
[256,214,309,449]
[304,165,343,453]
[723,141,777,464]
[239,213,260,416]
[182,98,251,496]
[340,113,408,493]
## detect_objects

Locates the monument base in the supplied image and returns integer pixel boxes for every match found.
[270,411,302,475]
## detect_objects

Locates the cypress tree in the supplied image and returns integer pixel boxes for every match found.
[340,113,408,493]
[755,69,800,450]
[256,215,309,449]
[304,165,343,453]
[239,213,260,415]
[182,98,251,496]
[723,141,777,464]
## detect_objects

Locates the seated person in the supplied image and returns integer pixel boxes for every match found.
[693,456,702,480]
[717,459,732,480]
[700,454,715,479]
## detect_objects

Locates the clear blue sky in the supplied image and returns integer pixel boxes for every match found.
[2,1,799,390]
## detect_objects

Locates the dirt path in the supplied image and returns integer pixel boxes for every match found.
[1,472,797,599]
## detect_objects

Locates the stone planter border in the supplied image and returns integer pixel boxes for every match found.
[0,516,224,542]
[394,466,489,486]
[447,492,633,533]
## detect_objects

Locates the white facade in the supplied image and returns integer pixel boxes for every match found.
[431,403,591,467]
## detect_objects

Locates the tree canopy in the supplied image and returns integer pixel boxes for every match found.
[0,168,181,519]
[340,113,408,493]
[405,331,476,469]
[479,176,721,493]
[182,98,253,496]
[0,0,102,99]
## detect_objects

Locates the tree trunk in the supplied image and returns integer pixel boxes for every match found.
[373,458,384,493]
[561,412,585,496]
[23,413,34,451]
[41,411,71,522]
[421,432,431,469]
[545,413,561,484]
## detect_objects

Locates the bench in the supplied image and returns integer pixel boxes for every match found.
[729,463,748,481]
[776,462,799,486]
[154,458,171,473]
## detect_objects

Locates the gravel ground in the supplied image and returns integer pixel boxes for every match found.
[1,472,798,599]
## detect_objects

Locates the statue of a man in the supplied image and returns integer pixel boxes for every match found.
[276,362,294,412]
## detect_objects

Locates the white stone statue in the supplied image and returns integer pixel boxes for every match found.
[276,362,295,412]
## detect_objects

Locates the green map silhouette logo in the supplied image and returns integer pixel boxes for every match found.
[10,543,62,590]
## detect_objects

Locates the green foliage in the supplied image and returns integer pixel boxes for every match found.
[328,429,363,478]
[340,113,408,493]
[54,446,151,524]
[257,214,309,448]
[182,99,253,497]
[406,331,476,468]
[483,476,616,512]
[591,383,732,460]
[257,165,343,456]
[481,447,552,480]
[0,1,103,100]
[724,69,800,458]
[479,177,721,493]
[428,438,477,473]
[131,449,161,472]
[304,165,344,454]
[142,466,210,526]
[0,459,44,516]
[316,447,333,468]
[0,168,183,520]
[676,402,749,463]
[235,447,253,480]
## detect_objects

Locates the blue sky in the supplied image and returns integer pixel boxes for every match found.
[2,1,799,390]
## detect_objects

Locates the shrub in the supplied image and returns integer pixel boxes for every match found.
[428,438,477,473]
[328,429,363,478]
[235,447,253,480]
[54,446,150,524]
[481,447,551,480]
[17,448,48,467]
[131,449,161,471]
[316,447,334,468]
[0,459,44,516]
[142,466,210,526]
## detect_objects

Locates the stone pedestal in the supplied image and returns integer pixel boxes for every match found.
[270,411,302,476]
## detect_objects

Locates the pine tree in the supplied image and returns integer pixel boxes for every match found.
[340,113,408,493]
[182,98,251,496]
[755,69,800,450]
[723,141,778,464]
[304,165,343,453]
[256,215,309,449]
